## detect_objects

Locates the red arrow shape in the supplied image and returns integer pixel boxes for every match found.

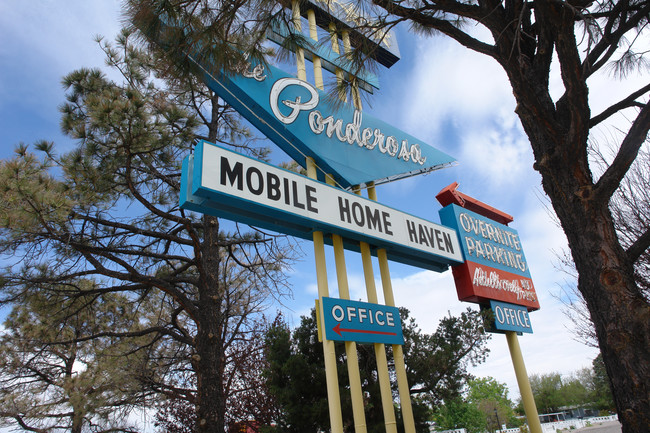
[333,322,397,337]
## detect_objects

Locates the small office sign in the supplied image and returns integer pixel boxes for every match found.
[321,297,404,345]
[488,300,533,334]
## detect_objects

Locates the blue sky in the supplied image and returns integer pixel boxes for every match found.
[0,0,601,403]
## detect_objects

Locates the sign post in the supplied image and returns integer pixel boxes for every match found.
[506,331,543,433]
[437,183,542,433]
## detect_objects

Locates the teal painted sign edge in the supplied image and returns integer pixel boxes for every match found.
[321,297,404,344]
[488,300,533,334]
[180,140,461,272]
[197,59,455,188]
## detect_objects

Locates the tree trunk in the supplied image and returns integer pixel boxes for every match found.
[195,214,227,433]
[555,200,650,433]
[515,97,650,433]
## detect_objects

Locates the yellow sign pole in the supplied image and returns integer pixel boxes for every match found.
[506,331,542,433]
[294,3,343,432]
[311,13,367,433]
[291,1,307,81]
[296,7,414,433]
[307,158,344,433]
[359,243,399,433]
[368,184,416,433]
[328,179,369,433]
[355,187,398,433]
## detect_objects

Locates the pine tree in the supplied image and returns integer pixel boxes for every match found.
[0,281,149,432]
[0,29,295,433]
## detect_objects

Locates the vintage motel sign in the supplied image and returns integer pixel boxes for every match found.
[196,58,455,188]
[181,140,463,272]
[142,18,454,189]
[321,297,404,345]
[437,183,542,433]
[438,203,539,310]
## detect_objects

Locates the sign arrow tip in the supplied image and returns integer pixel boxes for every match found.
[333,323,342,337]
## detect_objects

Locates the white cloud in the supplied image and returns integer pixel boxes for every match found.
[400,37,515,140]
[458,123,532,188]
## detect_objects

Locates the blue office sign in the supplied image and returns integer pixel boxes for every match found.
[321,297,404,345]
[488,300,533,334]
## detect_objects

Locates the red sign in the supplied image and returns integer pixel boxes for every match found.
[451,261,539,310]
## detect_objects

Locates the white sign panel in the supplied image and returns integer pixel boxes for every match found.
[181,140,463,271]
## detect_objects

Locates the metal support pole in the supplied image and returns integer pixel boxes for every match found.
[359,240,398,433]
[328,178,368,433]
[377,249,416,433]
[307,158,344,433]
[307,9,324,89]
[291,0,306,81]
[370,182,415,433]
[355,186,397,433]
[505,331,542,433]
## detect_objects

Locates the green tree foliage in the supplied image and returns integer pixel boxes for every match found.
[528,373,566,414]
[528,371,596,415]
[265,308,490,433]
[403,309,491,407]
[432,397,486,433]
[0,281,149,432]
[308,2,650,431]
[0,29,295,433]
[466,377,517,431]
[432,377,518,433]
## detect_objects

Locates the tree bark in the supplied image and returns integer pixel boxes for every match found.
[513,80,650,433]
[486,4,650,430]
[196,214,227,433]
[194,94,228,433]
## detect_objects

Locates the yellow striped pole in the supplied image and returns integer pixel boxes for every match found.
[342,31,362,110]
[327,177,369,433]
[356,188,398,433]
[295,2,343,431]
[307,158,344,433]
[291,0,306,81]
[314,18,368,433]
[344,25,401,432]
[369,187,417,433]
[307,9,324,90]
[506,331,542,433]
[377,248,417,433]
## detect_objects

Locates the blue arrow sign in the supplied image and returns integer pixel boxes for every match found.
[321,297,404,345]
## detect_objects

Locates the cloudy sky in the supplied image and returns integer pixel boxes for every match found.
[0,0,602,405]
